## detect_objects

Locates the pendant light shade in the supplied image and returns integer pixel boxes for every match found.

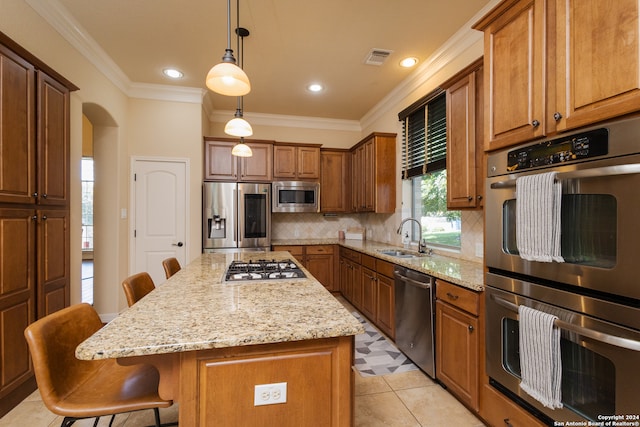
[206,0,251,96]
[206,52,251,96]
[231,139,253,157]
[225,116,253,137]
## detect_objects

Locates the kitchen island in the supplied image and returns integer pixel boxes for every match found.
[76,252,364,427]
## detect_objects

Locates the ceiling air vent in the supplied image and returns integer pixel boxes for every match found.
[364,48,393,66]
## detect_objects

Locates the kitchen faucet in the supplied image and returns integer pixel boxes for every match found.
[396,218,429,254]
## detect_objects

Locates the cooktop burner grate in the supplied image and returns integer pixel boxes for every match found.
[224,259,307,281]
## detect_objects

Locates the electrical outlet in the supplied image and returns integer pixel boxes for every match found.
[254,382,287,406]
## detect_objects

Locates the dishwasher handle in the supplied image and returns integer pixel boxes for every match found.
[394,271,432,290]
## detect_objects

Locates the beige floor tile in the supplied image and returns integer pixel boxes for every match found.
[355,371,392,396]
[396,385,485,427]
[355,391,421,427]
[0,400,56,427]
[383,369,437,391]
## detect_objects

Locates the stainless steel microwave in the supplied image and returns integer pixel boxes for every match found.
[272,181,319,213]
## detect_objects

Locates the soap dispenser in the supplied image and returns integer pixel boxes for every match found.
[402,231,410,249]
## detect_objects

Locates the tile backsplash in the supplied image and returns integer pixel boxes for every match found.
[272,210,484,262]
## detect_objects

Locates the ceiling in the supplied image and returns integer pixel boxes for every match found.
[55,0,492,121]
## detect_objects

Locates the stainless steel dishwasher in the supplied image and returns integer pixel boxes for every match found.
[394,265,435,378]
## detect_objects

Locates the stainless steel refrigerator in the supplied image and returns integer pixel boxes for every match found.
[202,182,271,252]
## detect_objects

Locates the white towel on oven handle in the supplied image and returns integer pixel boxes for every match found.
[518,305,563,409]
[515,171,564,262]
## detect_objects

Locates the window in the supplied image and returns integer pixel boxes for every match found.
[399,91,461,248]
[81,158,94,251]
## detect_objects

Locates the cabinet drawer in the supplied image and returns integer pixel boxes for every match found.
[361,254,376,270]
[375,259,395,278]
[272,245,304,257]
[436,280,479,316]
[339,247,361,263]
[481,384,546,427]
[306,245,333,255]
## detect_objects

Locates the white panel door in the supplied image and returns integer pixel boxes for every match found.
[132,159,187,285]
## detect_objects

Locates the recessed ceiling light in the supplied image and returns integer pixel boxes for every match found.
[400,57,419,68]
[163,68,184,79]
[307,83,324,93]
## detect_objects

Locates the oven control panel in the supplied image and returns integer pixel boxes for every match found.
[507,128,609,172]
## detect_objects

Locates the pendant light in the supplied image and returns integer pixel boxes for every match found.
[225,26,253,139]
[206,0,251,96]
[231,137,253,157]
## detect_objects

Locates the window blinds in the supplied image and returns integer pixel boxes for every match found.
[399,90,447,179]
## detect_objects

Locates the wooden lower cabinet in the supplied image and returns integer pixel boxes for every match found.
[375,270,394,340]
[435,280,479,411]
[480,383,546,427]
[179,337,354,426]
[272,245,337,291]
[360,266,377,321]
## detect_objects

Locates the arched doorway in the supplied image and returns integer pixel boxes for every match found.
[81,103,119,316]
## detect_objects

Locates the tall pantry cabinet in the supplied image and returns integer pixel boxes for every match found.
[0,33,77,417]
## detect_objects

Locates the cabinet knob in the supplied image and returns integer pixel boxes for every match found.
[477,195,483,200]
[504,418,513,427]
[41,215,48,220]
[467,196,473,201]
[31,215,37,221]
[553,112,563,121]
[531,119,540,128]
[468,325,474,332]
[32,192,38,198]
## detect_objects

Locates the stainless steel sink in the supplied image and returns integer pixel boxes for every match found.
[376,249,420,258]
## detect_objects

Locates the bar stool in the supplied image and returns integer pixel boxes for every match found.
[162,257,181,279]
[24,303,173,427]
[122,272,156,307]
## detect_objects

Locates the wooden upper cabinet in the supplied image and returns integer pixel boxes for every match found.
[350,133,396,213]
[320,149,351,213]
[474,0,546,151]
[204,138,273,182]
[37,72,70,206]
[0,45,35,205]
[273,144,320,180]
[476,0,640,150]
[442,59,484,209]
[555,0,640,131]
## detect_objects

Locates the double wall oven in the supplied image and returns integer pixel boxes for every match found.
[485,117,640,424]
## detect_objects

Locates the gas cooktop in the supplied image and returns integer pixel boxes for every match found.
[224,259,307,282]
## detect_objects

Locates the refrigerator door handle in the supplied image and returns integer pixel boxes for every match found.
[236,188,242,244]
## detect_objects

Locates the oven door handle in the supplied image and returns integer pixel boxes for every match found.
[490,163,640,189]
[492,294,640,351]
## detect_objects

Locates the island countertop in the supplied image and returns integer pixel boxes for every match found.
[76,251,364,360]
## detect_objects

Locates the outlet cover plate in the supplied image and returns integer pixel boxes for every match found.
[254,382,287,406]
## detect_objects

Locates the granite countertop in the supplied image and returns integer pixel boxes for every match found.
[272,239,484,292]
[76,252,365,361]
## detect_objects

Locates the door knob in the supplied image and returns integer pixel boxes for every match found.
[172,242,184,247]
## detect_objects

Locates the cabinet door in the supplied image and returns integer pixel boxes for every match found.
[376,273,394,339]
[37,209,69,318]
[349,261,363,311]
[555,0,640,131]
[351,149,362,212]
[0,46,35,205]
[204,140,238,180]
[339,257,352,301]
[436,300,479,411]
[320,150,350,213]
[446,73,477,209]
[0,209,36,401]
[37,72,69,206]
[240,143,272,182]
[297,146,320,179]
[273,145,297,179]
[481,0,546,150]
[360,267,377,321]
[362,140,375,211]
[306,254,334,291]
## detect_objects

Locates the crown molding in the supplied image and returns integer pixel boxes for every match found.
[360,0,500,130]
[26,0,203,103]
[210,110,362,132]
